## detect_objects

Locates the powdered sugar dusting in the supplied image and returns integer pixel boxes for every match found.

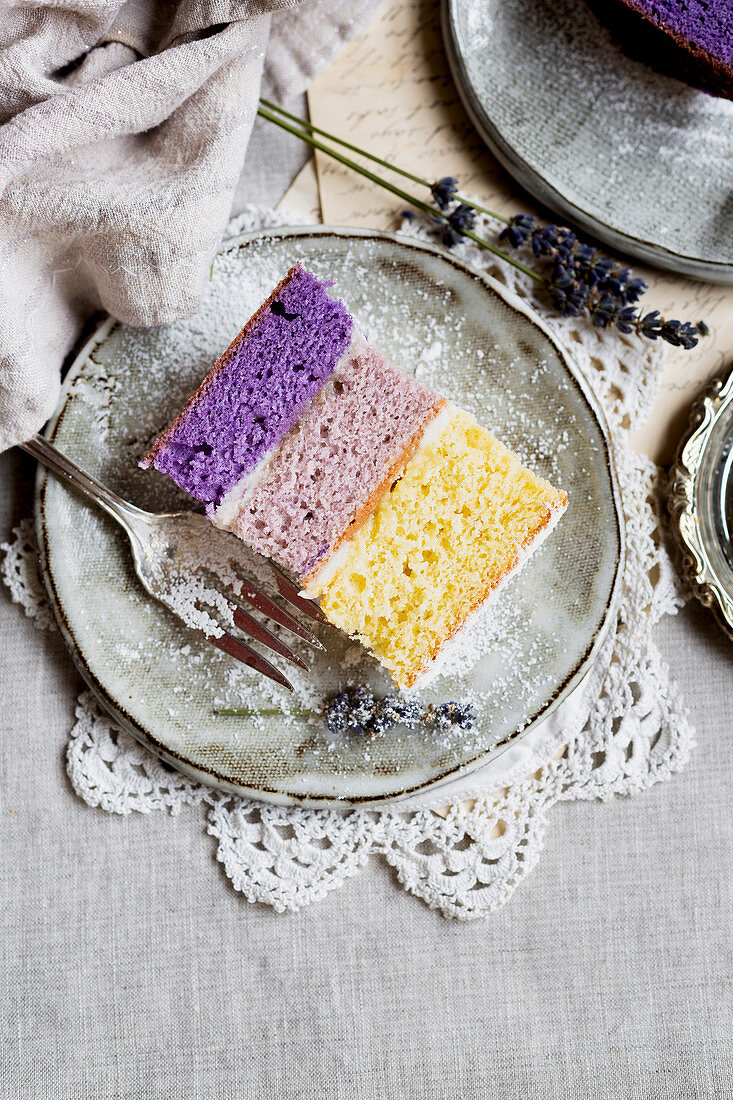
[36,221,621,800]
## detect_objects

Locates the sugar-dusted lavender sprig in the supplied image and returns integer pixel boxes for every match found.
[257,99,705,350]
[325,687,476,739]
[215,688,476,740]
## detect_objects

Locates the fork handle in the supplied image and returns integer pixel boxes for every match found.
[19,433,145,527]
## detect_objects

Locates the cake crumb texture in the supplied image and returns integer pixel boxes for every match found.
[142,265,352,509]
[230,338,443,577]
[313,408,567,688]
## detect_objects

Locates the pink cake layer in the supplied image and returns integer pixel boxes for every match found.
[227,338,444,578]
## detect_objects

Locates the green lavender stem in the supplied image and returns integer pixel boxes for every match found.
[259,98,508,225]
[256,104,542,283]
[260,98,428,189]
[215,707,315,717]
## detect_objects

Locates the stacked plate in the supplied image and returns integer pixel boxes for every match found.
[443,0,733,282]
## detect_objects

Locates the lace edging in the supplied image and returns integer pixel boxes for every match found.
[0,206,695,919]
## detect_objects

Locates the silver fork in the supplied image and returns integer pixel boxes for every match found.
[21,433,329,693]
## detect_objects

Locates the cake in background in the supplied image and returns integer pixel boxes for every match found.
[142,265,567,689]
[585,0,733,99]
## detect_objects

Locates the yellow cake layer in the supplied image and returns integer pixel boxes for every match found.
[310,407,567,688]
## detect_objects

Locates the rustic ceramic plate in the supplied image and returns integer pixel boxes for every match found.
[443,0,733,282]
[36,226,623,807]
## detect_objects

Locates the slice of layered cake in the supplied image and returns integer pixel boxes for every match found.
[142,265,567,689]
[585,0,733,100]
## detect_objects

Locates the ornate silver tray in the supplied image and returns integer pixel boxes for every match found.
[669,366,733,640]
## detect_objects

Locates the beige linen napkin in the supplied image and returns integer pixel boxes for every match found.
[0,0,379,451]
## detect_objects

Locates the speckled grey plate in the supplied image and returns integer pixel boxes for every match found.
[443,0,733,282]
[36,226,623,807]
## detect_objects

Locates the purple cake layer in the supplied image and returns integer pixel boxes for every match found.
[627,0,733,62]
[227,339,445,578]
[586,0,733,99]
[141,265,353,509]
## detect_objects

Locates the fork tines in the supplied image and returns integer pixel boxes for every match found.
[204,629,295,692]
[229,567,326,651]
[230,605,309,671]
[198,563,329,691]
[270,564,330,625]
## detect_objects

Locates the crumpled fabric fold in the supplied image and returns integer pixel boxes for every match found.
[0,0,378,450]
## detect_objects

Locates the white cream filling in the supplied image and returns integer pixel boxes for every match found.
[211,328,365,532]
[303,402,459,597]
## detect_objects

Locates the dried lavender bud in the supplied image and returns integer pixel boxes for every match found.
[625,276,648,303]
[590,255,615,279]
[431,176,459,210]
[638,310,662,339]
[531,224,576,259]
[447,702,476,730]
[450,203,475,229]
[589,292,622,329]
[365,712,391,738]
[325,691,352,735]
[442,226,461,249]
[425,701,476,732]
[547,264,589,317]
[499,213,536,248]
[348,686,377,735]
[363,694,427,738]
[615,305,639,335]
[442,202,476,248]
[325,688,376,736]
[425,704,451,732]
[324,687,376,735]
[571,242,596,271]
[659,319,699,349]
[377,694,423,731]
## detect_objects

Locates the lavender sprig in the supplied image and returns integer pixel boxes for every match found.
[260,100,504,223]
[325,688,476,739]
[215,690,476,740]
[499,215,703,349]
[257,101,538,280]
[257,99,705,349]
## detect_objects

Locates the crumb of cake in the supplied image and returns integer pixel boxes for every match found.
[142,264,567,692]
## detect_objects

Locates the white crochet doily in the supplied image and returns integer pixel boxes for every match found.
[1,207,694,919]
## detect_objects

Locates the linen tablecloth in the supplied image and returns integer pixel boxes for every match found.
[1,127,732,1095]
